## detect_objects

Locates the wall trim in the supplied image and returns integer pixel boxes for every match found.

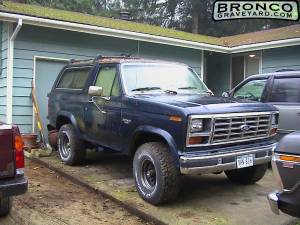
[32,56,69,132]
[200,50,204,81]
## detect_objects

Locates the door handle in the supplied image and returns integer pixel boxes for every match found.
[101,96,110,101]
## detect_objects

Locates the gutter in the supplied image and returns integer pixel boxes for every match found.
[230,37,300,53]
[6,18,22,124]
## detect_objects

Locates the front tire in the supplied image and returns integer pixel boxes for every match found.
[225,163,268,184]
[133,142,180,205]
[58,124,86,166]
[0,197,12,217]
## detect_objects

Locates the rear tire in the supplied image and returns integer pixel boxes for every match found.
[0,197,12,217]
[133,142,180,205]
[58,124,86,165]
[225,163,268,184]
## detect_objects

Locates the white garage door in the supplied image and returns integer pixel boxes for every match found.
[35,59,68,139]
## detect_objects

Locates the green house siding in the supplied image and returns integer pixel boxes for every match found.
[0,22,9,122]
[262,45,300,73]
[12,25,202,133]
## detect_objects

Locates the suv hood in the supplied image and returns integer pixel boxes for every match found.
[133,94,277,114]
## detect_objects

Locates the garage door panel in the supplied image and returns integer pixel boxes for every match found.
[35,59,67,140]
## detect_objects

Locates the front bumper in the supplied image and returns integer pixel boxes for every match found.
[268,191,280,215]
[180,143,275,175]
[0,175,28,198]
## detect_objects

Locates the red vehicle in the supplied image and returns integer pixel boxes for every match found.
[0,123,28,216]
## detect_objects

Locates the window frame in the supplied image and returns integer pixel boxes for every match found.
[92,63,123,97]
[56,65,93,91]
[230,76,270,102]
[267,75,300,105]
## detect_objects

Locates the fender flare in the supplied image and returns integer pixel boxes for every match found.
[130,125,180,168]
[56,111,80,134]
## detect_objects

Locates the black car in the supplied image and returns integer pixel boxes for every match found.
[47,55,278,205]
[268,131,300,218]
[223,71,300,139]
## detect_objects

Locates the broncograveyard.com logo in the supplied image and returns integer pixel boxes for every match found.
[213,1,299,21]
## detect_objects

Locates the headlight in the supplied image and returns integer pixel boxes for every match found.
[190,119,203,133]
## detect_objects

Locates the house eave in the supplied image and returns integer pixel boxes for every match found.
[230,37,300,53]
[0,11,299,54]
[0,11,230,53]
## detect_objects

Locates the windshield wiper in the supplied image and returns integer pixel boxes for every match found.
[178,86,197,90]
[131,87,161,92]
[163,89,177,94]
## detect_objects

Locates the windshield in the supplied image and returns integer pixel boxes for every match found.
[121,63,208,94]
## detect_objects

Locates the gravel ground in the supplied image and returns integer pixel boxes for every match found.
[0,160,147,225]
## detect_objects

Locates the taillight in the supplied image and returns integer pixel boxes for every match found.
[12,126,25,169]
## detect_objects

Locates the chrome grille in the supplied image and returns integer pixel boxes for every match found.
[211,114,271,144]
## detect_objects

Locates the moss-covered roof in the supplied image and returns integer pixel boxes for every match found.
[222,24,300,47]
[0,1,299,48]
[0,1,222,46]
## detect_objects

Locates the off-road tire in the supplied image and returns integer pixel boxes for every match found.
[133,142,180,205]
[0,197,12,217]
[225,163,268,184]
[58,124,86,166]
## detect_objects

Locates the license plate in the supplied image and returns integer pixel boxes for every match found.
[237,154,254,169]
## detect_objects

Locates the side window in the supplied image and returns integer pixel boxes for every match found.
[269,78,300,103]
[233,79,267,101]
[57,67,90,89]
[95,65,120,97]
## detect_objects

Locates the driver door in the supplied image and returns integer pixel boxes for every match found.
[84,64,122,150]
[232,78,268,102]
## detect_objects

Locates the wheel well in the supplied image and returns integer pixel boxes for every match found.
[56,116,71,130]
[129,132,167,158]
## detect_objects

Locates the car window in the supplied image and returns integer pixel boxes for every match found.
[111,77,121,97]
[95,66,119,97]
[57,67,90,89]
[233,79,267,101]
[269,78,300,103]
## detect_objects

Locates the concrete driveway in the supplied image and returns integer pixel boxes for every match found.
[34,151,299,225]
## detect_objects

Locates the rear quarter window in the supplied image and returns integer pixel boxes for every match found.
[57,67,91,89]
[269,77,300,103]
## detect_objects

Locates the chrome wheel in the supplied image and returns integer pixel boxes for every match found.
[59,132,71,158]
[141,159,157,190]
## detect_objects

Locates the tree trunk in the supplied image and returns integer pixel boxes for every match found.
[191,8,199,34]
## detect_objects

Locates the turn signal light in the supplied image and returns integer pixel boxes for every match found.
[188,136,203,145]
[12,126,25,169]
[169,116,182,122]
[279,155,300,163]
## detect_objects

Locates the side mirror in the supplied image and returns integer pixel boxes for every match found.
[222,91,230,98]
[88,86,103,97]
[207,89,214,96]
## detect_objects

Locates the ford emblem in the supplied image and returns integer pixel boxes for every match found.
[240,124,251,132]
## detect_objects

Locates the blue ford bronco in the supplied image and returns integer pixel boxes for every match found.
[47,56,279,205]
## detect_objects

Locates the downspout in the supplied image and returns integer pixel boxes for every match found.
[6,18,22,124]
